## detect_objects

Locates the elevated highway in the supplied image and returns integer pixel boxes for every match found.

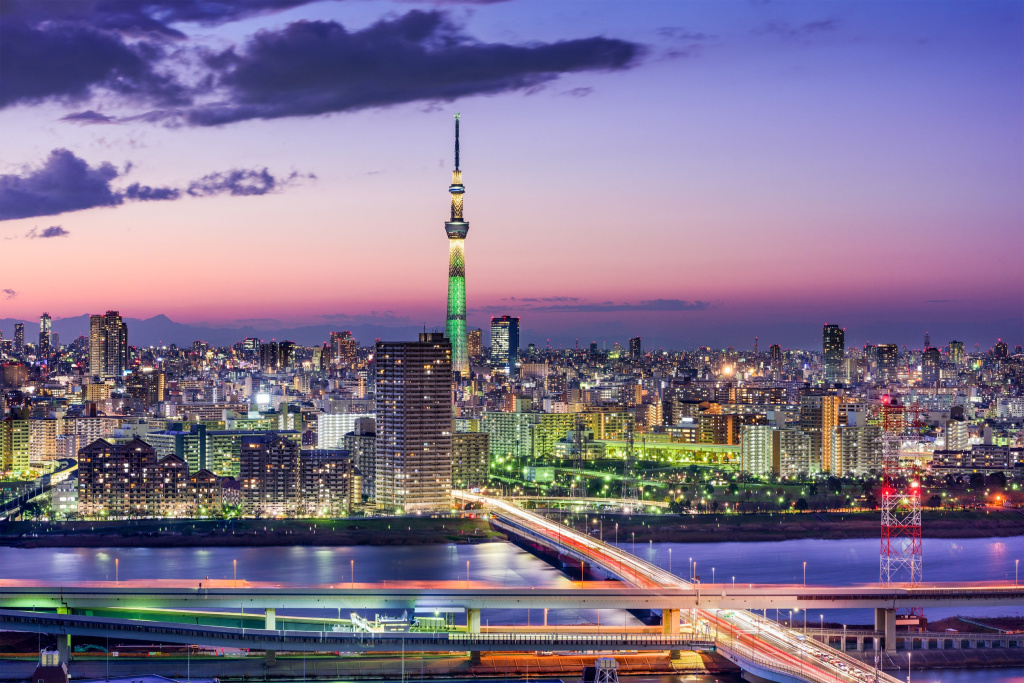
[1,584,1019,613]
[0,609,712,653]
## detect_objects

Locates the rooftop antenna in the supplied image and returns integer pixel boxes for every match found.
[454,113,460,170]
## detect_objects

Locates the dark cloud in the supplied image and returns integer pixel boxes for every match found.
[122,183,180,200]
[759,19,839,41]
[531,299,712,313]
[563,87,593,98]
[0,149,308,220]
[657,27,717,42]
[27,225,71,238]
[485,298,712,313]
[0,20,187,109]
[0,0,335,38]
[175,11,642,126]
[3,289,17,300]
[61,110,118,125]
[0,149,122,220]
[186,169,310,196]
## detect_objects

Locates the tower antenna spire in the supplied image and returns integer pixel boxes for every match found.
[454,113,461,170]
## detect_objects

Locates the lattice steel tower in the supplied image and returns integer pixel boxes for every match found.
[877,397,924,602]
[444,113,470,377]
[620,420,640,510]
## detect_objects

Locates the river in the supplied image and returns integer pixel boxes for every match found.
[1,536,1022,682]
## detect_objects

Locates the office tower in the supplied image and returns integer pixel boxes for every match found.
[38,313,51,359]
[876,343,898,382]
[922,347,941,385]
[467,328,483,361]
[769,344,782,370]
[490,315,520,373]
[330,331,357,367]
[13,323,24,357]
[799,392,840,473]
[260,341,279,370]
[822,324,844,383]
[88,311,129,379]
[948,340,964,366]
[739,424,774,477]
[833,424,882,475]
[444,114,470,377]
[994,340,1008,359]
[51,333,60,350]
[1,416,31,473]
[241,337,261,361]
[375,333,453,512]
[277,340,295,369]
[629,336,642,360]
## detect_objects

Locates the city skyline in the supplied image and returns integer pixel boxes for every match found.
[1,1,1021,349]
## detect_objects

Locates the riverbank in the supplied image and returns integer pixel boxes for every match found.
[3,507,1022,547]
[0,517,501,548]
[570,508,1024,544]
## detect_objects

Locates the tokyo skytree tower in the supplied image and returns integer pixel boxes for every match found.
[444,113,470,377]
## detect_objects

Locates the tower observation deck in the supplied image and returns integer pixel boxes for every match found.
[445,113,470,377]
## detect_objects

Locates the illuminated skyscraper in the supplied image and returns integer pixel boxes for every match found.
[38,313,51,359]
[444,114,470,377]
[13,323,24,357]
[490,315,519,373]
[375,333,453,512]
[629,336,642,360]
[948,340,964,366]
[822,323,844,383]
[89,311,128,379]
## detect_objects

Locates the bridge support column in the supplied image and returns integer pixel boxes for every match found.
[875,609,896,653]
[56,607,71,662]
[662,608,681,659]
[265,608,276,630]
[467,608,481,665]
[855,637,863,652]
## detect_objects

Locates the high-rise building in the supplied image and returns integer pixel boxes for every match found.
[375,333,453,512]
[876,344,898,382]
[822,324,844,383]
[923,331,930,349]
[38,313,51,359]
[452,432,489,489]
[994,340,1008,359]
[773,429,813,477]
[444,114,470,377]
[629,336,642,360]
[799,392,840,473]
[922,347,941,385]
[948,340,964,366]
[88,311,128,379]
[13,323,24,357]
[239,434,300,517]
[330,331,357,368]
[467,328,483,361]
[490,315,519,373]
[739,424,774,477]
[769,344,783,371]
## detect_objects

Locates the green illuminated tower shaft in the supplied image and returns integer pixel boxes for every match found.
[445,114,470,377]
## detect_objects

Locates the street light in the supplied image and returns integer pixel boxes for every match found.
[351,559,355,588]
[669,548,672,574]
[1017,559,1019,587]
[466,560,470,584]
[115,558,119,584]
[233,559,237,586]
[803,561,807,587]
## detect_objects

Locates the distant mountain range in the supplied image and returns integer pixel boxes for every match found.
[0,314,427,348]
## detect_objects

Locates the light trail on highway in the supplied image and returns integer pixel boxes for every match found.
[458,491,902,683]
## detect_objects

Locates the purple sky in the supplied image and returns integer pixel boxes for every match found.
[0,0,1021,350]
